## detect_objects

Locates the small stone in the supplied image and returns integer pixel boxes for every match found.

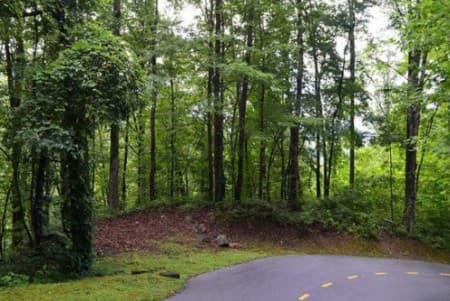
[215,234,230,247]
[197,233,211,243]
[207,212,215,221]
[197,223,207,233]
[185,215,193,224]
[160,271,180,279]
[229,242,241,249]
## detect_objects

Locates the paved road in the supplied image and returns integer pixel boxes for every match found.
[166,255,450,301]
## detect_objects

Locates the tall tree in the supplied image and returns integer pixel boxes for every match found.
[287,0,305,210]
[404,1,427,234]
[108,0,122,211]
[149,0,159,201]
[348,0,356,190]
[4,18,27,247]
[235,0,254,202]
[213,0,225,202]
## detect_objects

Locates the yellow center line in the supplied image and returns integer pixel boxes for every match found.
[321,282,333,288]
[347,275,359,280]
[375,272,387,276]
[298,293,310,300]
[440,273,450,277]
[406,272,419,275]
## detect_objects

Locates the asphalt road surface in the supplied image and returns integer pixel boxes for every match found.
[166,255,450,301]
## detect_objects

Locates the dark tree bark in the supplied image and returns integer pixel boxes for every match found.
[62,104,92,274]
[136,108,145,204]
[149,0,159,201]
[325,45,347,198]
[169,78,176,198]
[108,0,122,211]
[206,0,214,201]
[404,49,425,233]
[312,41,322,199]
[348,0,356,190]
[287,0,304,211]
[121,116,129,207]
[32,154,48,246]
[235,0,254,202]
[213,0,225,202]
[258,83,266,201]
[108,123,120,210]
[5,36,28,247]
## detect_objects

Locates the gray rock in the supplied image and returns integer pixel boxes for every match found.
[215,234,230,247]
[196,223,207,233]
[197,233,211,243]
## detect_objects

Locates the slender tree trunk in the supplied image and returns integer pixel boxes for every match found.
[230,83,239,198]
[32,154,48,246]
[348,0,356,190]
[206,2,214,201]
[213,0,225,202]
[389,142,394,226]
[169,78,176,198]
[280,135,286,200]
[257,12,266,201]
[108,0,122,211]
[5,36,28,247]
[149,0,159,201]
[108,124,120,210]
[235,1,254,202]
[404,49,423,233]
[136,108,145,204]
[258,83,266,201]
[313,43,322,199]
[325,45,347,198]
[287,0,304,211]
[121,116,129,207]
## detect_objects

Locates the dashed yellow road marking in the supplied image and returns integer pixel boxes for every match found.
[375,272,387,276]
[298,293,310,300]
[321,282,333,288]
[406,272,419,275]
[347,275,359,280]
[440,273,450,277]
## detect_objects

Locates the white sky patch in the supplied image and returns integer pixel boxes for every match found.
[160,0,199,29]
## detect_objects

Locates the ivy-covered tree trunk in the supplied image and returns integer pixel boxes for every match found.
[62,104,92,274]
[5,35,28,248]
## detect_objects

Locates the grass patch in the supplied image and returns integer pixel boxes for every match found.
[1,234,449,300]
[0,243,267,301]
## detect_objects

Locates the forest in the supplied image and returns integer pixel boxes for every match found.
[0,0,449,284]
